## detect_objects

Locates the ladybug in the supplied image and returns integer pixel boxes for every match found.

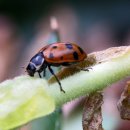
[26,42,87,93]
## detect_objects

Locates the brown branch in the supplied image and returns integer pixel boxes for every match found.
[117,81,130,120]
[82,92,104,130]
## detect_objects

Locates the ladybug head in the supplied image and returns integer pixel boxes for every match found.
[26,52,45,76]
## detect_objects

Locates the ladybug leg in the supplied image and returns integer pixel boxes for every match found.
[38,72,42,78]
[43,69,46,77]
[80,67,91,71]
[48,66,65,93]
[76,66,92,71]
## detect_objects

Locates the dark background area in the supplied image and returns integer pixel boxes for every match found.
[0,0,130,43]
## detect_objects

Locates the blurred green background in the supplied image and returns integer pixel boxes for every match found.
[0,0,130,130]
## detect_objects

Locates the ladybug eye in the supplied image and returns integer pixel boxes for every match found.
[26,63,36,76]
[31,52,44,66]
[27,63,36,71]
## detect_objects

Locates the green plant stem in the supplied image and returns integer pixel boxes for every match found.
[48,50,130,106]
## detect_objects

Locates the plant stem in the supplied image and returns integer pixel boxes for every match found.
[48,47,130,107]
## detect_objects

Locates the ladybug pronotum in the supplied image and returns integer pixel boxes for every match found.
[26,42,87,93]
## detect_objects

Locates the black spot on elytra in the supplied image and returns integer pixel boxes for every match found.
[73,52,79,60]
[60,56,63,60]
[49,53,54,58]
[52,46,57,49]
[65,43,73,49]
[78,47,84,54]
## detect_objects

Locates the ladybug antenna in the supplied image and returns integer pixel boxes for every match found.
[50,16,58,30]
[21,66,25,69]
[20,66,27,73]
